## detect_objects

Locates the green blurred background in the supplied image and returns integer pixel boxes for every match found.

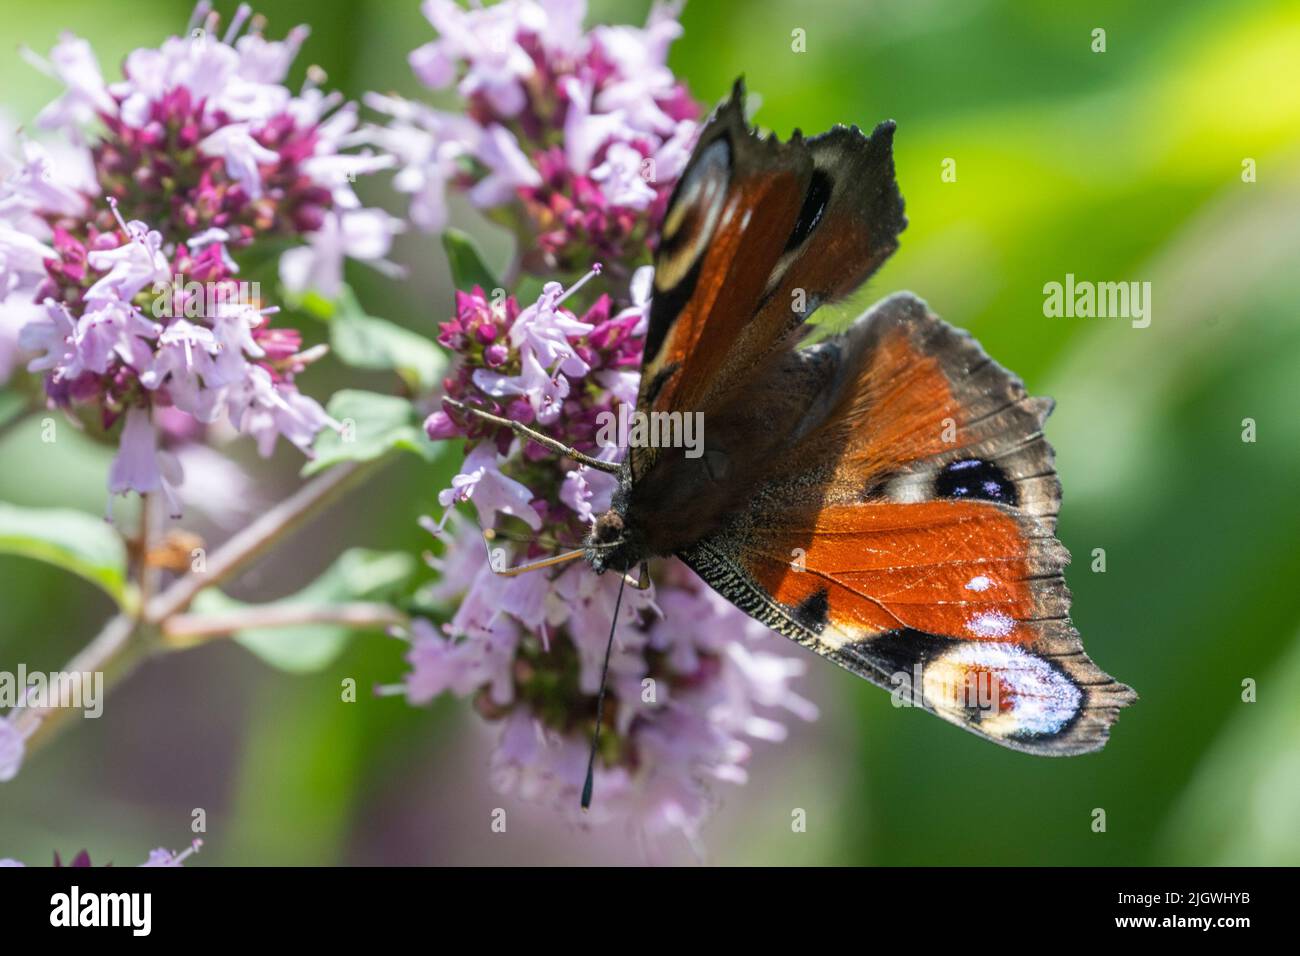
[1,0,1298,865]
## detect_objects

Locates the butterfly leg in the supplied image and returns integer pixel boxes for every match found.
[482,528,585,576]
[480,529,643,587]
[443,397,621,474]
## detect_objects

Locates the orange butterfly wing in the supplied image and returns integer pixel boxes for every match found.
[679,295,1135,753]
[635,81,904,475]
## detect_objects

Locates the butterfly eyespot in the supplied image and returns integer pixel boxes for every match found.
[934,458,1017,505]
[655,138,730,292]
[703,448,731,481]
[921,643,1082,739]
[784,169,833,252]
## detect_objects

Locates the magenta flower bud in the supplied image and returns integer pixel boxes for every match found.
[425,410,461,440]
[293,205,326,233]
[256,328,303,363]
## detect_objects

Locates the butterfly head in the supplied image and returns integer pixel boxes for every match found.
[584,506,643,574]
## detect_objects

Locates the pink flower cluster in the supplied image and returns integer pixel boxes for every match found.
[0,3,405,513]
[425,264,646,490]
[0,839,202,867]
[367,0,699,272]
[388,270,816,844]
[19,1,402,296]
[11,200,333,517]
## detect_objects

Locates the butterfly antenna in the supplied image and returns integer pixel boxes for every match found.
[443,397,620,475]
[581,570,628,811]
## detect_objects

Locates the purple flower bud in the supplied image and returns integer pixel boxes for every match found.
[425,410,461,440]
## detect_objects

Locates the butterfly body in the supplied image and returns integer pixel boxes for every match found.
[580,80,1134,756]
[586,371,809,572]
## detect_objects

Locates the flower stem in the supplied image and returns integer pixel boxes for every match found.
[147,457,380,621]
[7,455,392,763]
[9,613,145,755]
[161,601,408,649]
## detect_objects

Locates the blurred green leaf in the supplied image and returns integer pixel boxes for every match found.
[441,228,499,291]
[286,287,339,322]
[331,312,445,392]
[0,503,130,606]
[512,275,546,307]
[309,286,446,393]
[304,389,442,476]
[0,390,27,429]
[193,548,416,673]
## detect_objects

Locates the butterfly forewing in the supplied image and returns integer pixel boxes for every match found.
[635,81,905,478]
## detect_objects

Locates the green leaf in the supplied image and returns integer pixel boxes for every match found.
[325,287,446,393]
[0,503,130,606]
[512,275,546,307]
[0,390,27,429]
[441,228,500,291]
[284,288,338,322]
[304,389,442,476]
[193,548,416,673]
[285,284,445,393]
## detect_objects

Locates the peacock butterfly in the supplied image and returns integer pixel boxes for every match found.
[450,79,1135,807]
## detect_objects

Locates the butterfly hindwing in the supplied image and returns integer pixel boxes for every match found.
[679,294,1135,754]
